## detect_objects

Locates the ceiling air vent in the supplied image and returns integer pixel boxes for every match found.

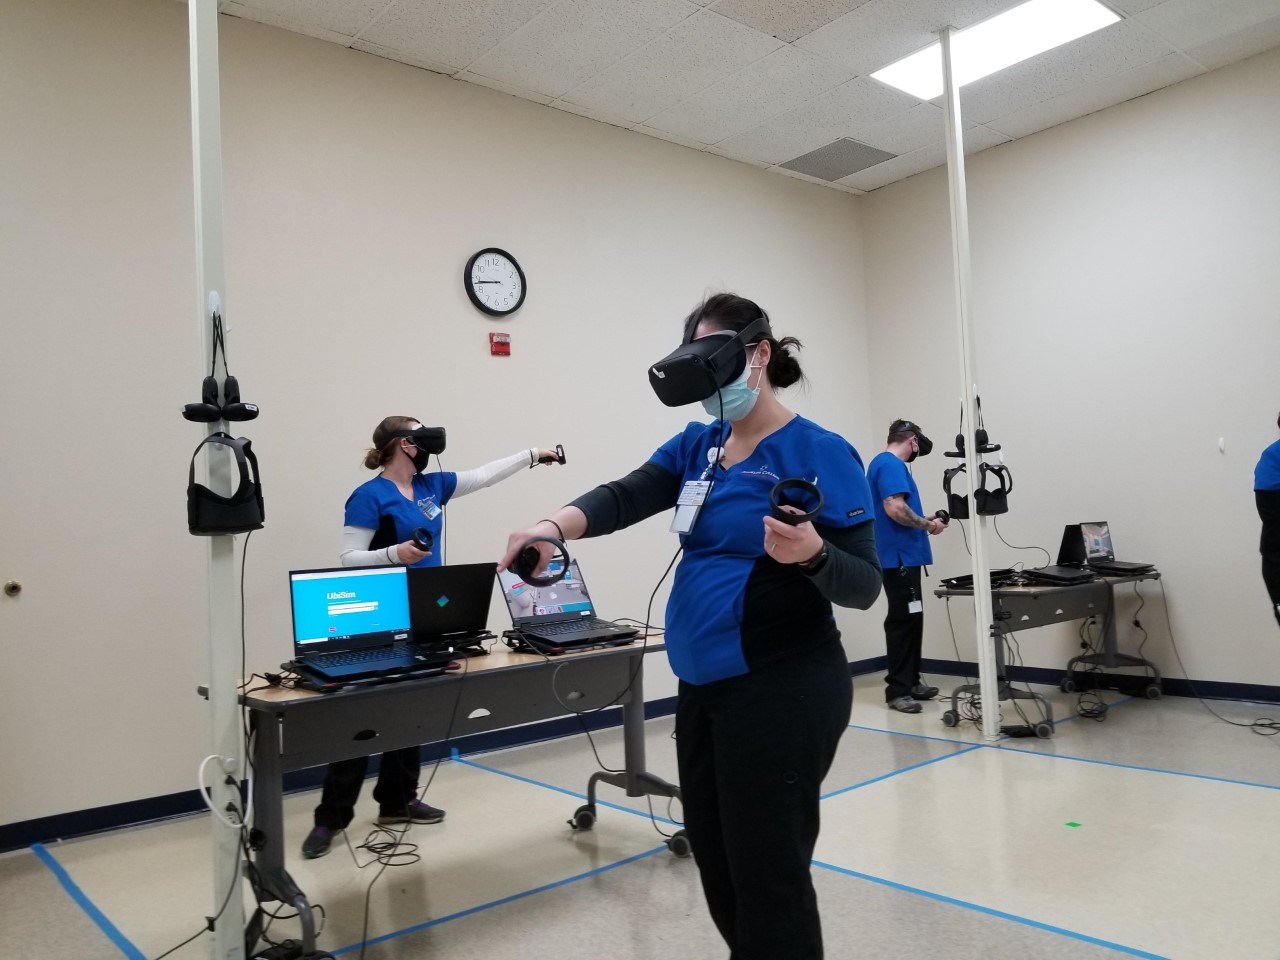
[779,138,896,181]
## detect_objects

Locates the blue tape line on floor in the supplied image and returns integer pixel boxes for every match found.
[331,845,669,954]
[821,744,981,799]
[456,757,683,826]
[985,743,1280,791]
[812,859,1170,960]
[31,843,145,960]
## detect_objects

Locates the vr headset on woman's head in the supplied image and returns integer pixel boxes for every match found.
[385,425,447,455]
[647,316,772,407]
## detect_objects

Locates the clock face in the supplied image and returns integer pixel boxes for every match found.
[465,248,526,316]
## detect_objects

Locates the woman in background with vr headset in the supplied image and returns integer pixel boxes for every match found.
[499,294,882,960]
[301,415,563,860]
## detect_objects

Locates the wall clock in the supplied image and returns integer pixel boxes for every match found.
[464,248,526,317]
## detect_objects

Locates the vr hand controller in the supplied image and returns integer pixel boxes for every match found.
[411,528,435,553]
[511,536,570,587]
[770,478,823,526]
[536,444,567,466]
[933,510,950,525]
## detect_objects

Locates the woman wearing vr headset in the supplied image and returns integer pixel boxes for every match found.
[499,294,882,960]
[301,416,562,860]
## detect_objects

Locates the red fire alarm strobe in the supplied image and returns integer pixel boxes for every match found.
[489,332,511,356]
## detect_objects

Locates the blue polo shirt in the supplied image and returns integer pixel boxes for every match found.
[867,451,932,569]
[344,472,458,568]
[649,416,874,686]
[1256,439,1280,491]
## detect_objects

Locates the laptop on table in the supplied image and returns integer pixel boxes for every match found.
[288,565,448,683]
[1058,521,1155,576]
[407,562,498,656]
[498,559,638,653]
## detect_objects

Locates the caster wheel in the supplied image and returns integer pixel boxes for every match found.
[941,710,959,727]
[667,829,692,858]
[570,804,596,831]
[1034,722,1054,739]
[1144,684,1162,700]
[1059,678,1077,693]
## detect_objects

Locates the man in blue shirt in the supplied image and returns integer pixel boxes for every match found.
[867,419,949,712]
[1255,413,1280,629]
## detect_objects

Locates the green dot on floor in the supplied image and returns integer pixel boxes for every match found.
[1065,822,1082,828]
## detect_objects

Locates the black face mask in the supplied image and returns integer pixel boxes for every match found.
[408,443,431,472]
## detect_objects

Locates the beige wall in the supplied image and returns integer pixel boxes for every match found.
[0,0,875,825]
[861,48,1280,685]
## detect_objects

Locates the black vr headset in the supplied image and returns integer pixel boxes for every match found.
[648,316,772,407]
[384,425,447,456]
[889,419,933,459]
[187,433,265,535]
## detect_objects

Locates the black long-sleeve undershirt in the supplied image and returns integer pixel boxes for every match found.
[568,461,881,610]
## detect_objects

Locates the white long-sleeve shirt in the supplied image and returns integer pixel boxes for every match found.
[339,447,538,566]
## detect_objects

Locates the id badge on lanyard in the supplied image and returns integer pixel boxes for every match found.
[671,449,720,534]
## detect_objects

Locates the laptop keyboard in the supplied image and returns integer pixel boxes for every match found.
[309,645,406,666]
[534,618,617,636]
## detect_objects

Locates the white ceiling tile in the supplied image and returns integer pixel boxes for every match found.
[643,45,856,144]
[796,0,1019,75]
[1109,0,1166,12]
[715,76,920,164]
[633,125,714,150]
[1180,12,1280,70]
[983,52,1203,139]
[219,1,367,43]
[853,101,968,154]
[358,0,553,71]
[1137,0,1280,51]
[467,0,700,99]
[709,0,874,43]
[561,10,782,123]
[835,122,1007,190]
[349,39,458,74]
[705,144,773,167]
[956,18,1175,124]
[222,0,390,38]
[456,72,555,104]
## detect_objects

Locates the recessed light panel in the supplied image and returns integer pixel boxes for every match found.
[871,0,1122,101]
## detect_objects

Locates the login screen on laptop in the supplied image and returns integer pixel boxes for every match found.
[290,566,411,648]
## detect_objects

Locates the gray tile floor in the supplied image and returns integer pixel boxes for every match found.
[4,674,1279,959]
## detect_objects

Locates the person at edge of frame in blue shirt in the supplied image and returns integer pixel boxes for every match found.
[300,416,563,860]
[499,293,883,960]
[866,419,949,714]
[1255,410,1280,629]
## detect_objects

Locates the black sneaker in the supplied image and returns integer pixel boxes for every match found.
[376,799,446,825]
[301,825,334,859]
[911,683,940,701]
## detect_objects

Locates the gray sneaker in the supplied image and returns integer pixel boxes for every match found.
[888,695,923,714]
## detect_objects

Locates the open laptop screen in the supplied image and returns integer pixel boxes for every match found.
[498,559,596,626]
[1079,522,1114,561]
[289,566,411,652]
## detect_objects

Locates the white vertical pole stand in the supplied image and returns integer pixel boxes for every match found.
[189,2,248,957]
[939,28,1002,742]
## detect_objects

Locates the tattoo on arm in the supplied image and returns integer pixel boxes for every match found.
[884,494,929,529]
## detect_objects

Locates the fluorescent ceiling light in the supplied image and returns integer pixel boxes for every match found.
[871,0,1121,101]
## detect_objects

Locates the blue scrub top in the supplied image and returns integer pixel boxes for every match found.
[1256,438,1280,491]
[866,451,932,569]
[344,472,458,568]
[649,416,874,685]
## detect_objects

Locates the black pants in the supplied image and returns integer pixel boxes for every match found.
[882,565,924,701]
[675,640,852,960]
[1263,553,1280,629]
[313,746,420,831]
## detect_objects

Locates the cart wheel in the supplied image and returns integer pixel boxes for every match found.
[941,710,959,727]
[1144,683,1162,700]
[667,829,692,858]
[1034,722,1054,739]
[570,804,596,831]
[1059,678,1077,693]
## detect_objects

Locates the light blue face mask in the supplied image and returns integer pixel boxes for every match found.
[701,353,763,421]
